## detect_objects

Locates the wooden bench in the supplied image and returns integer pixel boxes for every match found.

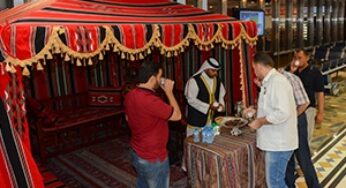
[27,87,124,161]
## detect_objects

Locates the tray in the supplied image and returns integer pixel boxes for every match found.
[215,116,248,129]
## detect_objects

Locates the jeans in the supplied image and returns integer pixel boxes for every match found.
[305,107,317,143]
[285,113,321,188]
[265,150,293,188]
[130,149,170,188]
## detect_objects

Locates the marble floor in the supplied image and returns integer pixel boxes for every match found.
[296,70,346,188]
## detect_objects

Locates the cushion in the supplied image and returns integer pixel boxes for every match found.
[41,106,59,127]
[88,87,123,107]
[26,97,45,115]
[53,107,123,128]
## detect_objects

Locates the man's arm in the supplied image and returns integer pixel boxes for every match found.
[185,78,210,114]
[316,92,324,124]
[292,74,310,116]
[248,116,270,129]
[217,83,226,112]
[162,79,181,121]
[297,102,309,116]
[314,68,325,124]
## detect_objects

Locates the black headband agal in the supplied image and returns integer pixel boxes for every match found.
[207,58,219,69]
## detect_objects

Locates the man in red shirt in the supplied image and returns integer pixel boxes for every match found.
[124,62,181,188]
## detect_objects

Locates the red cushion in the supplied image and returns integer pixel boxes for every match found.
[26,97,44,115]
[53,107,123,128]
[88,87,123,107]
[41,107,58,126]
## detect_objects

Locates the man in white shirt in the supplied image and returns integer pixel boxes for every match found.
[244,53,298,188]
[184,58,226,137]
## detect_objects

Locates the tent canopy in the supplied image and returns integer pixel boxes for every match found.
[0,2,258,187]
[0,0,257,75]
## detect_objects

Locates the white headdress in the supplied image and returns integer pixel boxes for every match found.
[193,57,220,77]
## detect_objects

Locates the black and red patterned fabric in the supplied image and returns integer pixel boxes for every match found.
[88,87,122,107]
[0,64,44,188]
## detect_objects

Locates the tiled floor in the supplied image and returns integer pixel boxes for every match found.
[296,71,346,188]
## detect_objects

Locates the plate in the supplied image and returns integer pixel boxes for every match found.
[216,116,248,129]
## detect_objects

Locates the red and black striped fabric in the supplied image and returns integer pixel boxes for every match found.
[0,1,258,186]
[0,0,256,61]
[0,65,44,188]
[1,0,236,25]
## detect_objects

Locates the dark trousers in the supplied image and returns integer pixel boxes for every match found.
[285,113,321,188]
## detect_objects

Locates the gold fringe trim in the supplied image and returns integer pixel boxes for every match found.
[5,63,11,72]
[238,41,247,107]
[99,52,104,60]
[36,62,44,71]
[64,54,70,61]
[2,24,257,74]
[88,58,93,66]
[10,65,16,74]
[76,58,82,66]
[22,66,30,76]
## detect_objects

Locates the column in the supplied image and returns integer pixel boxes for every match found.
[324,0,332,44]
[221,0,227,15]
[307,0,315,46]
[14,0,24,6]
[331,0,339,42]
[338,0,345,40]
[240,0,247,8]
[0,1,7,10]
[285,0,293,49]
[316,0,324,45]
[297,0,304,48]
[197,0,208,11]
[177,0,186,4]
[272,0,280,52]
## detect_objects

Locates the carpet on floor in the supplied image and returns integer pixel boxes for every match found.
[47,133,187,188]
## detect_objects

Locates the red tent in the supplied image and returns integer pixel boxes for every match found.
[0,0,258,186]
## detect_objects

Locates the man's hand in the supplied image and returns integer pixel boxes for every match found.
[217,104,225,112]
[290,59,299,73]
[248,119,262,130]
[254,78,262,87]
[209,103,219,112]
[242,107,256,119]
[160,79,174,94]
[160,78,182,121]
[315,112,324,124]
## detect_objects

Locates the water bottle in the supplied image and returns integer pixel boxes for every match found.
[203,127,212,144]
[209,128,215,144]
[206,129,211,144]
[193,129,200,143]
[202,128,207,143]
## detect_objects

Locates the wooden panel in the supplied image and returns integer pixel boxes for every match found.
[331,0,339,42]
[324,0,332,44]
[297,0,304,48]
[308,0,315,46]
[338,0,345,41]
[272,0,280,52]
[286,0,293,50]
[316,0,324,44]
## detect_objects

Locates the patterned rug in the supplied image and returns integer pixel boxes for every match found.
[47,131,187,188]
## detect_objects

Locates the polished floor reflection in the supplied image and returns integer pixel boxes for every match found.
[297,70,346,188]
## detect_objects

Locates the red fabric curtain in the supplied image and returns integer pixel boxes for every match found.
[0,64,44,187]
